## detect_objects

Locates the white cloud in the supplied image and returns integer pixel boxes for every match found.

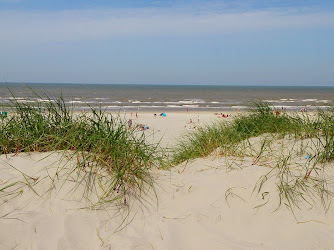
[0,7,334,45]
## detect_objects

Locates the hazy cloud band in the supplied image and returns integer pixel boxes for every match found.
[1,8,334,44]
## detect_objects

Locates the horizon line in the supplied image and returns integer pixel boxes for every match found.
[0,82,333,87]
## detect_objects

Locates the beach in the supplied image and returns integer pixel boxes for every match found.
[2,0,334,247]
[1,109,334,249]
[120,110,236,147]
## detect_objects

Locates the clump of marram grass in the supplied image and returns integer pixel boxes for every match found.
[172,101,308,164]
[172,101,334,213]
[316,106,334,162]
[0,92,163,207]
[250,136,334,216]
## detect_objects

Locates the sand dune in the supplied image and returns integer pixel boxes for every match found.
[1,111,333,249]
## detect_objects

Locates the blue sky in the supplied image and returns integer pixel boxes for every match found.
[1,0,334,85]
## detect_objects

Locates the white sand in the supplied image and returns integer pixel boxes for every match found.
[1,111,334,249]
[121,110,235,147]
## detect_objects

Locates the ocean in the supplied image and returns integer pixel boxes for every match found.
[0,83,333,111]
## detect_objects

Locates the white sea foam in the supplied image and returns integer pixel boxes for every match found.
[68,100,85,104]
[36,98,54,103]
[178,99,205,104]
[265,99,297,103]
[131,101,152,104]
[316,100,330,103]
[16,99,36,103]
[264,99,280,102]
[167,105,183,108]
[182,104,199,108]
[68,100,96,104]
[8,97,25,100]
[231,106,248,109]
[152,101,180,104]
[302,99,317,102]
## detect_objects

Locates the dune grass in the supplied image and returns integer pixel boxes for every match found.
[172,101,331,164]
[0,92,163,207]
[1,93,333,214]
[172,101,334,212]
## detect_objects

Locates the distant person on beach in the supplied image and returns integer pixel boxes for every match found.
[190,119,192,123]
[187,107,189,112]
[197,115,200,123]
[128,119,132,128]
[136,112,138,118]
[154,113,157,118]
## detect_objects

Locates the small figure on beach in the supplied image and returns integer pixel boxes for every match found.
[136,112,138,118]
[197,115,200,123]
[136,123,149,130]
[154,113,157,118]
[190,119,192,123]
[187,107,189,112]
[188,125,196,130]
[128,119,132,128]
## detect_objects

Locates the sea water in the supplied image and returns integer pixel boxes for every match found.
[0,83,333,111]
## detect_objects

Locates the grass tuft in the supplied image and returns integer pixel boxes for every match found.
[0,91,163,207]
[172,101,334,212]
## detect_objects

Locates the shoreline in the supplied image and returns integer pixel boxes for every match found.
[70,104,327,112]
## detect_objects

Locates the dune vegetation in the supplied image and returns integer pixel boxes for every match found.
[0,93,164,207]
[0,92,334,214]
[172,101,334,213]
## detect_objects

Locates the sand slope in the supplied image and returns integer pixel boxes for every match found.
[1,150,334,249]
